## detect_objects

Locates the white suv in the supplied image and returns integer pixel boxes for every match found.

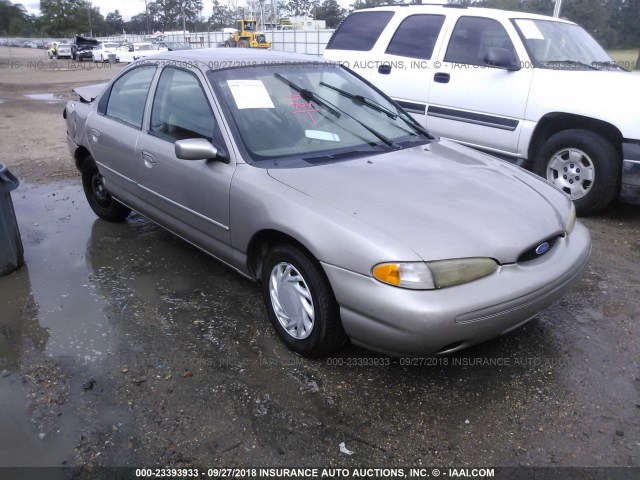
[324,5,640,215]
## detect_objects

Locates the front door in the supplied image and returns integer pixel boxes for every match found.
[136,66,235,263]
[428,15,534,155]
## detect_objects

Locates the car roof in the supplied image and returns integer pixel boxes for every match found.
[150,48,332,69]
[356,5,575,24]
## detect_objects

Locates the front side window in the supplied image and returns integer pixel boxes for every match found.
[326,11,394,51]
[386,14,445,60]
[150,67,218,143]
[444,16,517,67]
[105,65,156,128]
[208,63,431,167]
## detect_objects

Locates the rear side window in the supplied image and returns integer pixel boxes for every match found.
[386,15,445,60]
[444,16,517,67]
[104,66,156,128]
[326,11,394,51]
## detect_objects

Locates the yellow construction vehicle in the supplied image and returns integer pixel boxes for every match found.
[224,20,271,49]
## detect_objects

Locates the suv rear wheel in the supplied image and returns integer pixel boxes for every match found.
[534,129,620,216]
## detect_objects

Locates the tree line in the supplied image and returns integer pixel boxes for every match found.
[1,0,639,51]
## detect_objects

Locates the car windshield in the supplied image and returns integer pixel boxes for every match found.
[208,63,431,166]
[513,19,616,70]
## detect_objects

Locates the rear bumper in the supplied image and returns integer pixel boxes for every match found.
[322,222,591,357]
[621,141,640,205]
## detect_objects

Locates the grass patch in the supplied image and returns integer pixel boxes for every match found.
[607,49,639,70]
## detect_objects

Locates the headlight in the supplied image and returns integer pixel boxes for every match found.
[565,202,576,234]
[372,262,435,289]
[373,258,498,290]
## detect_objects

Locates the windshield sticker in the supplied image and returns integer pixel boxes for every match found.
[290,94,317,125]
[227,79,275,109]
[516,20,544,40]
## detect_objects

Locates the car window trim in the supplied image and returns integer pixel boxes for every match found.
[142,60,239,166]
[384,14,446,60]
[443,15,519,67]
[99,64,159,130]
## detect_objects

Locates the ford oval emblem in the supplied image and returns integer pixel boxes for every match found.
[535,242,550,255]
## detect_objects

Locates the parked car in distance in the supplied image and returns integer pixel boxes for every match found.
[324,5,640,215]
[52,42,72,59]
[71,35,99,61]
[63,49,591,358]
[92,42,121,63]
[118,42,166,62]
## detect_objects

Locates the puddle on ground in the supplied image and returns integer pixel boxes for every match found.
[0,179,264,466]
[23,92,74,103]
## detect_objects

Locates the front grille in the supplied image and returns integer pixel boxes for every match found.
[517,235,560,263]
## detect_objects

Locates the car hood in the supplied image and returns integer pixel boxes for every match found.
[267,140,570,264]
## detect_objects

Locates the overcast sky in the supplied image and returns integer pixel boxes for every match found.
[26,0,353,21]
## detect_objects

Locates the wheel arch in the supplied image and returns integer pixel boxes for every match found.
[528,113,623,161]
[74,146,92,172]
[246,229,321,283]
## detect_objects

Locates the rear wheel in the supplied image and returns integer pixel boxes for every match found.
[534,129,620,216]
[238,39,250,48]
[261,244,346,358]
[81,156,131,222]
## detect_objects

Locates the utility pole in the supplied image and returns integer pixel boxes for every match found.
[182,2,186,34]
[87,4,93,36]
[553,0,562,17]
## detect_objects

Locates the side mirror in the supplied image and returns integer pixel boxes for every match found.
[484,47,520,71]
[175,138,228,163]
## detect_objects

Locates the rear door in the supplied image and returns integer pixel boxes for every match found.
[368,13,447,123]
[427,15,533,155]
[87,65,157,207]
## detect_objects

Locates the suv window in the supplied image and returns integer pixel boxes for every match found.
[386,14,445,60]
[444,16,517,67]
[326,11,394,51]
[104,66,156,128]
[150,68,218,143]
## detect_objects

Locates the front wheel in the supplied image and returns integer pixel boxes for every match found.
[81,156,131,222]
[533,129,621,216]
[261,244,346,358]
[238,39,250,48]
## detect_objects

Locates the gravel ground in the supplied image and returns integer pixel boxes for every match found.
[0,46,638,477]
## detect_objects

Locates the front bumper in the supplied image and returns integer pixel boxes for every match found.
[621,141,640,205]
[322,222,591,357]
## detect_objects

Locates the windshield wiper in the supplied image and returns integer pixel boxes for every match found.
[591,60,629,72]
[274,73,399,148]
[319,81,434,139]
[543,59,598,70]
[274,73,341,118]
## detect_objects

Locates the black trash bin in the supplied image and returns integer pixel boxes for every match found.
[0,163,24,276]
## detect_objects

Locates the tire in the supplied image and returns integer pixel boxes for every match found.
[533,129,620,216]
[81,156,131,222]
[224,41,231,48]
[261,244,346,358]
[238,39,250,48]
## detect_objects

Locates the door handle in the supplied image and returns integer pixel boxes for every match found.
[434,72,450,84]
[378,64,392,75]
[90,128,100,142]
[141,151,156,167]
